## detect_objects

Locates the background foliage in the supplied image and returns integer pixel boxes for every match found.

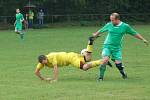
[0,0,150,15]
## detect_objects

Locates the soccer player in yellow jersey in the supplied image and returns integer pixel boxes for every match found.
[35,37,112,82]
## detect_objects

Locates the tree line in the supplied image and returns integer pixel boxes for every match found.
[0,0,150,15]
[0,0,150,24]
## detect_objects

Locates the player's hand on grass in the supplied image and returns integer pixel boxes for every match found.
[143,39,148,46]
[45,77,52,81]
[50,79,57,83]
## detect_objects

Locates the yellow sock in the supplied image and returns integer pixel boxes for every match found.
[91,60,102,68]
[87,45,93,53]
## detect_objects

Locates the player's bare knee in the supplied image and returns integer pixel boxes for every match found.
[102,57,109,64]
[82,65,88,71]
[115,60,122,64]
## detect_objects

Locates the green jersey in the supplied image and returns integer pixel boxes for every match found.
[98,22,138,47]
[16,13,24,25]
[15,13,24,31]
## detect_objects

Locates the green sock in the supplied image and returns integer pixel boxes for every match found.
[19,32,24,40]
[99,64,106,78]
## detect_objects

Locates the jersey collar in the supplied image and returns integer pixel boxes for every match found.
[116,21,123,26]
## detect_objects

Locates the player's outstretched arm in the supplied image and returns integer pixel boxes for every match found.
[92,23,109,38]
[21,18,24,22]
[14,20,16,26]
[134,34,148,46]
[35,68,45,80]
[52,64,58,82]
[93,31,101,38]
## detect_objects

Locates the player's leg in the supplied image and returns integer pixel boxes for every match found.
[41,18,44,25]
[72,57,101,71]
[98,57,110,80]
[82,60,102,71]
[39,19,41,25]
[18,25,24,40]
[85,37,95,61]
[18,30,24,40]
[82,59,112,71]
[87,36,94,52]
[15,24,24,40]
[112,49,127,79]
[115,60,127,79]
[15,27,20,34]
[98,47,111,81]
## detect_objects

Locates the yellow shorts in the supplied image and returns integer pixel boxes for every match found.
[70,57,85,69]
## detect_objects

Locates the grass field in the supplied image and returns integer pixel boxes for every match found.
[0,25,150,100]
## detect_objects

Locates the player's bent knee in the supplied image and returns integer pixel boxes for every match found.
[81,64,88,71]
[102,57,109,64]
[115,60,122,64]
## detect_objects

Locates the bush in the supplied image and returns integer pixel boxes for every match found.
[32,24,49,29]
[0,23,14,30]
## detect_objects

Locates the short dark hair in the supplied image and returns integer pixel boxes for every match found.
[111,13,120,20]
[38,55,47,63]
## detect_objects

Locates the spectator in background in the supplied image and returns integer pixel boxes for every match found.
[38,9,44,25]
[28,10,34,28]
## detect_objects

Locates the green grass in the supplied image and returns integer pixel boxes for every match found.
[0,25,150,100]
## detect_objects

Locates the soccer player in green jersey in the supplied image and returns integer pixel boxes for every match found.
[14,9,25,40]
[92,13,148,81]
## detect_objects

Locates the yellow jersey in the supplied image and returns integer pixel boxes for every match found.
[36,52,85,70]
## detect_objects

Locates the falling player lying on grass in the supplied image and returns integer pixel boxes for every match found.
[35,37,112,82]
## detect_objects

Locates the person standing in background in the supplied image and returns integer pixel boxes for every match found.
[37,9,44,25]
[28,10,34,28]
[14,8,25,40]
